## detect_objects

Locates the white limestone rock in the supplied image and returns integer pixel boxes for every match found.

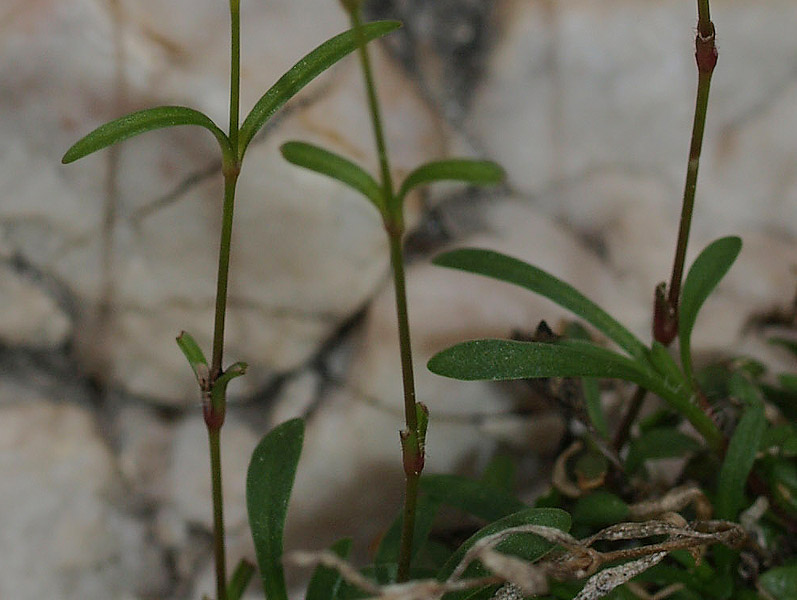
[0,262,71,348]
[0,401,166,599]
[1,0,445,402]
[471,0,797,239]
[114,403,174,503]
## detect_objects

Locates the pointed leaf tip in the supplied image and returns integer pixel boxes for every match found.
[176,331,209,385]
[61,106,230,164]
[239,20,401,157]
[397,159,505,203]
[431,248,648,362]
[247,419,305,600]
[427,338,647,383]
[679,236,742,381]
[280,141,384,212]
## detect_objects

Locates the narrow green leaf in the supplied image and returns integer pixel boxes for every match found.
[176,331,209,385]
[306,538,352,600]
[432,248,648,361]
[678,237,742,381]
[583,377,609,438]
[760,423,797,456]
[374,495,441,576]
[396,159,504,203]
[769,336,797,359]
[436,507,570,592]
[626,427,703,473]
[762,381,797,421]
[62,106,231,164]
[715,374,766,520]
[419,474,527,522]
[572,491,630,527]
[281,141,384,212]
[759,565,797,600]
[210,361,248,407]
[428,338,723,451]
[647,341,688,392]
[247,419,305,600]
[428,339,649,383]
[480,454,516,493]
[766,458,797,517]
[239,21,401,157]
[780,373,797,394]
[227,559,256,600]
[564,322,609,438]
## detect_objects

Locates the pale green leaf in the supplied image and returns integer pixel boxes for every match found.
[247,419,305,600]
[436,507,570,592]
[62,106,230,164]
[176,331,209,385]
[432,249,648,361]
[759,566,797,600]
[306,538,352,600]
[281,141,383,212]
[396,159,504,203]
[227,559,255,600]
[679,237,742,381]
[420,474,526,522]
[239,21,401,157]
[715,373,766,520]
[428,339,649,383]
[374,495,440,577]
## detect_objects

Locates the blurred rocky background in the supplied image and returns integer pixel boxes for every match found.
[1,0,795,598]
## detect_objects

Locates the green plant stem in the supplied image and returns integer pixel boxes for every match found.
[204,4,243,599]
[627,11,718,459]
[388,233,419,433]
[349,6,421,581]
[208,427,227,600]
[390,229,421,582]
[696,0,712,36]
[211,175,240,382]
[229,0,241,154]
[350,9,396,221]
[667,21,717,316]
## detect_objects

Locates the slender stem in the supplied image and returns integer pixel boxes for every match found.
[696,0,712,36]
[208,428,227,600]
[389,233,418,433]
[397,469,420,580]
[350,9,395,218]
[229,0,241,154]
[667,23,717,313]
[348,6,421,581]
[204,5,242,599]
[211,174,239,381]
[667,71,714,309]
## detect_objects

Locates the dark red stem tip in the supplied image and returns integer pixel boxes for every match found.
[695,21,718,75]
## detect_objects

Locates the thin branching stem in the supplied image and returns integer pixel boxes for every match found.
[666,0,718,319]
[667,64,715,312]
[349,6,422,581]
[633,2,719,458]
[229,0,241,154]
[208,428,227,600]
[350,8,395,215]
[205,3,243,599]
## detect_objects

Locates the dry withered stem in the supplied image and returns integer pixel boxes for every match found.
[288,517,745,600]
